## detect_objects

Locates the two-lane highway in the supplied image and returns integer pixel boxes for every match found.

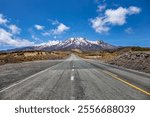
[0,54,150,99]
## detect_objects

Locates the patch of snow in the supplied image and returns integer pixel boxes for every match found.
[46,40,60,46]
[87,40,98,45]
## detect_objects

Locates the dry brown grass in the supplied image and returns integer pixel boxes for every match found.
[0,51,70,65]
[76,51,118,62]
[77,47,150,61]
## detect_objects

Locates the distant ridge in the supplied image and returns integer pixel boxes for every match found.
[5,37,117,52]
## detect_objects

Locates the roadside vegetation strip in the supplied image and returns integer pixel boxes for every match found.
[103,70,150,96]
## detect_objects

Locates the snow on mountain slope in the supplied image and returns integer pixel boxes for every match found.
[46,40,60,46]
[38,37,116,51]
[8,37,117,52]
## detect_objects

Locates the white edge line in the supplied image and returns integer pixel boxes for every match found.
[0,66,52,93]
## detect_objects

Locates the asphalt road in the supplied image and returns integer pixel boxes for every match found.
[0,54,150,100]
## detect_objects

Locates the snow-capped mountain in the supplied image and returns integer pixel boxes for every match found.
[40,37,116,51]
[8,37,117,52]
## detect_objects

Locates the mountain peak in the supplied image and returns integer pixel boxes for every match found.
[10,37,117,52]
[39,37,117,51]
[64,37,88,46]
[67,37,87,43]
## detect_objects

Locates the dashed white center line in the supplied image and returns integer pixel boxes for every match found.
[71,76,74,81]
[72,69,74,71]
[71,64,75,99]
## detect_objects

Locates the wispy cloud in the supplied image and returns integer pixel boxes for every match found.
[128,6,141,15]
[31,35,43,42]
[125,27,134,34]
[90,6,141,33]
[42,20,70,36]
[97,4,106,12]
[51,23,70,35]
[34,24,44,30]
[0,14,8,25]
[0,28,34,47]
[8,24,21,34]
[0,13,34,47]
[49,19,60,25]
[90,17,109,33]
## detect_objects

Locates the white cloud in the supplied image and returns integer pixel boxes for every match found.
[0,13,35,48]
[128,6,141,15]
[0,28,34,47]
[105,6,141,25]
[0,14,8,25]
[49,19,59,25]
[52,23,70,35]
[97,4,106,12]
[105,7,128,25]
[42,22,70,36]
[34,24,44,30]
[125,27,134,34]
[0,13,21,35]
[31,35,43,43]
[8,24,21,34]
[90,17,110,33]
[31,35,39,41]
[90,6,141,33]
[42,32,50,36]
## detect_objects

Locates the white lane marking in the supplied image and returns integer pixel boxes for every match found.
[0,66,53,93]
[72,69,74,71]
[71,76,74,81]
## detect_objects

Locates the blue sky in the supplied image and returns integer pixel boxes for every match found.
[0,0,150,50]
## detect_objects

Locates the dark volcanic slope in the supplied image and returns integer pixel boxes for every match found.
[108,51,150,73]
